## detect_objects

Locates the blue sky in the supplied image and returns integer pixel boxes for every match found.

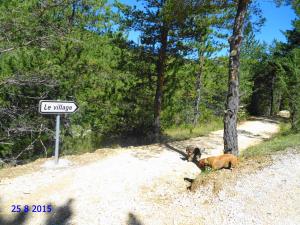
[116,0,296,46]
[256,1,296,44]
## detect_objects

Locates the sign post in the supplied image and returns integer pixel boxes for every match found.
[39,100,78,164]
[54,114,60,164]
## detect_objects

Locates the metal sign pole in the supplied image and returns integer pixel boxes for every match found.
[38,100,78,165]
[54,114,60,164]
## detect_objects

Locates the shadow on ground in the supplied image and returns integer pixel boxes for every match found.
[238,129,262,138]
[0,198,74,225]
[164,143,187,158]
[45,199,74,225]
[127,212,144,225]
[0,210,28,225]
[247,117,280,124]
[164,143,205,170]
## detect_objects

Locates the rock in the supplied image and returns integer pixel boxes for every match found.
[277,110,290,118]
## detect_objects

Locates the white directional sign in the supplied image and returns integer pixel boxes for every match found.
[39,100,78,165]
[39,100,78,114]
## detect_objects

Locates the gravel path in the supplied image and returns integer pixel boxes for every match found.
[1,118,298,225]
[166,149,300,225]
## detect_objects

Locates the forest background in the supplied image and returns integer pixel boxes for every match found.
[0,0,299,165]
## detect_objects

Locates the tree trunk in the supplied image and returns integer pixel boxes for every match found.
[224,0,249,156]
[193,51,204,126]
[290,105,299,131]
[154,25,168,141]
[269,73,276,116]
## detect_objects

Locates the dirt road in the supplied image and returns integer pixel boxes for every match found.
[2,118,298,225]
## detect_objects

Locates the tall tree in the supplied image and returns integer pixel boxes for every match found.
[164,0,235,127]
[118,0,189,140]
[190,7,233,126]
[277,0,300,130]
[224,0,250,155]
[248,0,299,128]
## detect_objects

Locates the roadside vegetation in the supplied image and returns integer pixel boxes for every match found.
[164,117,223,141]
[242,123,300,158]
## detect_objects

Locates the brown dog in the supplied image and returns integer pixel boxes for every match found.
[199,154,238,170]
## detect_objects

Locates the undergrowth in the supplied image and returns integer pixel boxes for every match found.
[164,118,223,141]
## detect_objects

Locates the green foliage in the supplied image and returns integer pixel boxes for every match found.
[240,24,268,109]
[0,0,155,161]
[0,0,299,165]
[277,49,300,130]
[164,117,223,141]
[248,2,299,130]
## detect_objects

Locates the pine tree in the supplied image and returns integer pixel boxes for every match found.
[224,0,250,155]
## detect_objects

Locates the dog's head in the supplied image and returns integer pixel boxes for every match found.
[198,158,208,169]
[186,146,201,162]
